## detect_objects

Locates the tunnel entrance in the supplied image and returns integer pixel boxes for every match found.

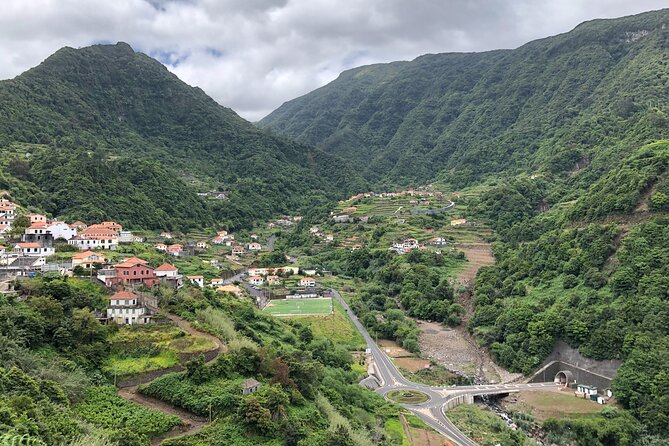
[555,370,574,386]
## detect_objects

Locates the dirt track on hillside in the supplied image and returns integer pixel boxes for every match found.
[116,312,224,445]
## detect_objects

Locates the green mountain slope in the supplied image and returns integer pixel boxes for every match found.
[261,10,669,437]
[0,42,365,230]
[260,9,669,187]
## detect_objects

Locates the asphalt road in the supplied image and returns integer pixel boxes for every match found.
[332,289,556,446]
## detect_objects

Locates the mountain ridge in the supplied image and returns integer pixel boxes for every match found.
[0,42,365,229]
[260,8,669,188]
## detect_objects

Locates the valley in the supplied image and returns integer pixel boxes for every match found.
[0,7,668,446]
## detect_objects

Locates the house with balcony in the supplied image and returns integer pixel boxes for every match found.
[106,291,153,325]
[98,259,159,289]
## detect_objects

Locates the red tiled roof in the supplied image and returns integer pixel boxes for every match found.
[28,222,47,229]
[72,250,103,259]
[122,257,148,264]
[187,275,203,279]
[155,263,177,271]
[17,242,40,249]
[110,291,139,300]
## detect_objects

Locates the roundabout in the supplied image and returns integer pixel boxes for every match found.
[386,389,431,405]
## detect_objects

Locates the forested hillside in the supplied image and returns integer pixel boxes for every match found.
[262,9,669,439]
[261,9,669,188]
[0,42,365,230]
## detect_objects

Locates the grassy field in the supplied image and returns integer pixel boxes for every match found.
[104,350,179,376]
[263,297,333,316]
[384,418,410,446]
[104,324,217,376]
[300,299,365,349]
[504,390,604,422]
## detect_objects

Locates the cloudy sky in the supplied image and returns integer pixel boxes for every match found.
[1,0,666,121]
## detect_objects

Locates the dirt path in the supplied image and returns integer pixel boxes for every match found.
[162,312,225,354]
[418,241,522,384]
[116,312,224,445]
[119,386,208,446]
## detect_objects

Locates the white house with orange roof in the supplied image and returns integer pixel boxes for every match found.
[247,267,269,276]
[211,236,225,245]
[15,242,47,257]
[267,275,281,285]
[0,203,16,222]
[155,262,179,278]
[68,235,118,251]
[155,243,167,251]
[210,278,225,287]
[72,251,105,269]
[248,242,262,251]
[187,275,204,288]
[107,291,152,325]
[248,275,264,286]
[300,277,316,287]
[166,244,183,257]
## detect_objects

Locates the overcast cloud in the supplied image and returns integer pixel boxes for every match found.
[0,0,666,120]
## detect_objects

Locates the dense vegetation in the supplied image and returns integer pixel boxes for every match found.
[140,286,405,446]
[0,42,366,230]
[469,142,669,437]
[261,9,669,190]
[0,276,185,445]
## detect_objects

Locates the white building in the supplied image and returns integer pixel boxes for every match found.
[248,276,264,286]
[68,236,118,251]
[15,242,54,257]
[46,221,77,240]
[107,291,152,325]
[300,277,316,287]
[155,263,179,278]
[187,275,204,288]
[248,242,262,251]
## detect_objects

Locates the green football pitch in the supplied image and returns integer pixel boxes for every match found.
[263,297,333,316]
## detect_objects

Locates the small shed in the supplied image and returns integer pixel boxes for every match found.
[242,378,261,396]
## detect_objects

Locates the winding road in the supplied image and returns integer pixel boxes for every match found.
[332,290,556,446]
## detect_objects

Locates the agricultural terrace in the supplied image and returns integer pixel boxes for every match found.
[262,297,334,316]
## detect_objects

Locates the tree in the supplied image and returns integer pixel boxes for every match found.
[185,355,209,384]
[298,325,313,344]
[324,425,355,446]
[238,396,272,431]
[270,357,294,388]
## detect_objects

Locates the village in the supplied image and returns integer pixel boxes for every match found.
[0,190,338,326]
[0,185,476,327]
